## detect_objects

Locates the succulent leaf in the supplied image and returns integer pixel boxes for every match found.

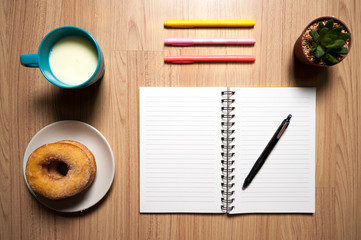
[320,36,333,46]
[307,18,350,64]
[326,39,345,49]
[309,30,319,41]
[339,32,351,41]
[332,47,348,55]
[318,22,325,30]
[318,27,329,38]
[315,45,325,58]
[329,26,342,35]
[325,19,334,29]
[325,53,339,64]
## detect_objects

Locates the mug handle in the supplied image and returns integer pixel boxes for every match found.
[20,54,39,67]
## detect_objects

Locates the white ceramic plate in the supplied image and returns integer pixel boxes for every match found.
[23,120,115,212]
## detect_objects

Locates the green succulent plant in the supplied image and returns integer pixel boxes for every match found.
[309,19,350,64]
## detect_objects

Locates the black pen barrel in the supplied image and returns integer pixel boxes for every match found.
[242,115,292,190]
[247,158,265,179]
[259,137,279,160]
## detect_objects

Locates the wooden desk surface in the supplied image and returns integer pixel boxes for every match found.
[1,0,360,239]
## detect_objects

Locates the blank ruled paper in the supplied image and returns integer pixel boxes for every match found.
[139,87,223,213]
[231,88,316,214]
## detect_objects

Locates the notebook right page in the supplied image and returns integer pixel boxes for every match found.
[231,87,316,214]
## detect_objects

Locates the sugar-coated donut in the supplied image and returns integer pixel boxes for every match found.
[25,142,93,200]
[57,140,96,187]
[46,141,97,187]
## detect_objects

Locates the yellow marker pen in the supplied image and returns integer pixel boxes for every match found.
[164,20,255,28]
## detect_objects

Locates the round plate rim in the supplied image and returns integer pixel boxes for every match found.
[23,120,115,212]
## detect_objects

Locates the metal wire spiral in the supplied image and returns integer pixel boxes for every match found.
[220,91,235,213]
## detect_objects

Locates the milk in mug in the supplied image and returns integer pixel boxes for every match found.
[49,36,98,86]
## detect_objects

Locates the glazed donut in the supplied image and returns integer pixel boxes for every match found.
[25,142,93,200]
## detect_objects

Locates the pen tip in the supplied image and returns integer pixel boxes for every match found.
[287,114,292,120]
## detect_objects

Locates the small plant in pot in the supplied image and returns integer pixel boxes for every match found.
[294,16,351,67]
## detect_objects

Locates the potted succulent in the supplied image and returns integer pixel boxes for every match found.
[294,16,351,67]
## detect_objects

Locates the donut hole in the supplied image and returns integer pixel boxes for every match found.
[45,160,69,178]
[55,161,69,176]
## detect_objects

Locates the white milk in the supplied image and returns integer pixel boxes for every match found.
[49,36,98,86]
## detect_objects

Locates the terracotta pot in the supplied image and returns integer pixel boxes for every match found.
[294,16,352,67]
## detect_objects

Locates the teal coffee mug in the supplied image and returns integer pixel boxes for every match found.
[20,26,105,88]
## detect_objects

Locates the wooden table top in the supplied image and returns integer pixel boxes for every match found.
[1,0,360,239]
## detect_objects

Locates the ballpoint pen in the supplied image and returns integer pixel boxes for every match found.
[242,114,292,190]
[164,55,256,63]
[164,20,255,28]
[164,38,256,46]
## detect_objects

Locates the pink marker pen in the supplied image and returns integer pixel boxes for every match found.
[164,38,256,46]
[164,55,256,63]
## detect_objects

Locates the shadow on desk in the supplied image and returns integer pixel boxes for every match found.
[33,79,103,123]
[289,56,331,92]
[37,180,114,217]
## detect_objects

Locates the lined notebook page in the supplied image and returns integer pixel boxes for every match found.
[139,87,223,213]
[231,88,316,214]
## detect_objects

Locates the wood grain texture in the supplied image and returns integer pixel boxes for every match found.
[1,0,360,239]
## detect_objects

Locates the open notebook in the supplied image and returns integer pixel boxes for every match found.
[139,87,316,214]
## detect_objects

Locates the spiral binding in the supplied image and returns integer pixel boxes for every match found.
[221,90,235,213]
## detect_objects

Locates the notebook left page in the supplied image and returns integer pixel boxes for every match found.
[140,87,224,213]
